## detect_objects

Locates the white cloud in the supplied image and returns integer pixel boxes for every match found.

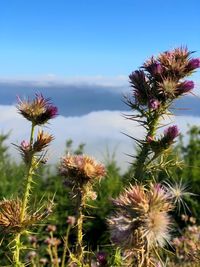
[0,75,128,90]
[0,105,200,173]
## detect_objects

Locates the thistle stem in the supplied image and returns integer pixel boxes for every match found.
[20,123,35,221]
[61,225,71,267]
[76,188,86,264]
[134,112,159,181]
[13,123,35,266]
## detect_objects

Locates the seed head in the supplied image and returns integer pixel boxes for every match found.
[17,94,58,125]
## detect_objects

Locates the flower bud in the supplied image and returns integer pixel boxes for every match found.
[176,80,194,95]
[186,58,200,71]
[148,99,160,110]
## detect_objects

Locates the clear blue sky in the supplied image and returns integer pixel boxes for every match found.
[0,0,200,77]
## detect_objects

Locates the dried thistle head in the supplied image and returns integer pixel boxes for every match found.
[59,154,106,187]
[108,183,173,252]
[0,198,54,234]
[17,94,58,125]
[33,130,54,152]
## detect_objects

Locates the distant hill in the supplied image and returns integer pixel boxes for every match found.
[0,81,199,117]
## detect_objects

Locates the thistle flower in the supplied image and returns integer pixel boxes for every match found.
[129,70,150,105]
[148,99,160,110]
[108,183,173,252]
[157,47,193,79]
[39,258,48,265]
[59,154,106,186]
[186,58,200,71]
[143,58,163,77]
[162,125,179,145]
[67,216,76,226]
[17,140,32,163]
[96,251,108,266]
[33,130,54,152]
[46,224,57,233]
[176,80,194,95]
[17,94,58,125]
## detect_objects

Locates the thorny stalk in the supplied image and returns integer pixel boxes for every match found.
[13,123,35,266]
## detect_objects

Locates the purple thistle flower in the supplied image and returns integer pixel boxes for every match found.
[17,94,58,125]
[148,98,160,110]
[164,125,179,143]
[21,140,30,151]
[145,62,163,76]
[96,252,107,266]
[177,80,194,95]
[187,58,200,71]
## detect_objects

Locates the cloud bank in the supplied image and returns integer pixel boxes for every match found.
[1,105,200,172]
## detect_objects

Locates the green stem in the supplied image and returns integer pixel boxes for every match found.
[20,123,35,221]
[61,225,71,267]
[13,123,35,266]
[134,112,159,181]
[76,188,86,264]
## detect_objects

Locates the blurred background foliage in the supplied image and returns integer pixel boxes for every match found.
[0,126,199,264]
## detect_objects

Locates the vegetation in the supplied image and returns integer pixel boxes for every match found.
[0,47,199,266]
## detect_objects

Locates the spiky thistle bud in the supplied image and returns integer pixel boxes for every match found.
[162,125,180,145]
[0,198,53,234]
[33,130,54,152]
[176,80,194,95]
[186,58,200,71]
[148,98,160,110]
[17,94,58,125]
[129,70,150,105]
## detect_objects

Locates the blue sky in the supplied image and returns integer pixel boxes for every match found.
[0,0,200,77]
[0,0,200,168]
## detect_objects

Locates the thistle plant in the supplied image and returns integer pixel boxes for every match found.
[59,154,106,266]
[0,94,58,266]
[124,47,200,180]
[108,47,200,266]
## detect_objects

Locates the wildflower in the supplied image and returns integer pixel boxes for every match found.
[39,258,48,265]
[46,224,57,232]
[59,154,106,186]
[17,94,58,125]
[28,235,37,244]
[176,80,194,95]
[129,70,150,105]
[163,125,179,145]
[26,251,37,260]
[67,216,76,226]
[96,251,107,266]
[186,58,200,71]
[108,183,172,252]
[143,58,163,77]
[148,98,160,110]
[17,140,32,163]
[33,131,54,152]
[44,237,61,246]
